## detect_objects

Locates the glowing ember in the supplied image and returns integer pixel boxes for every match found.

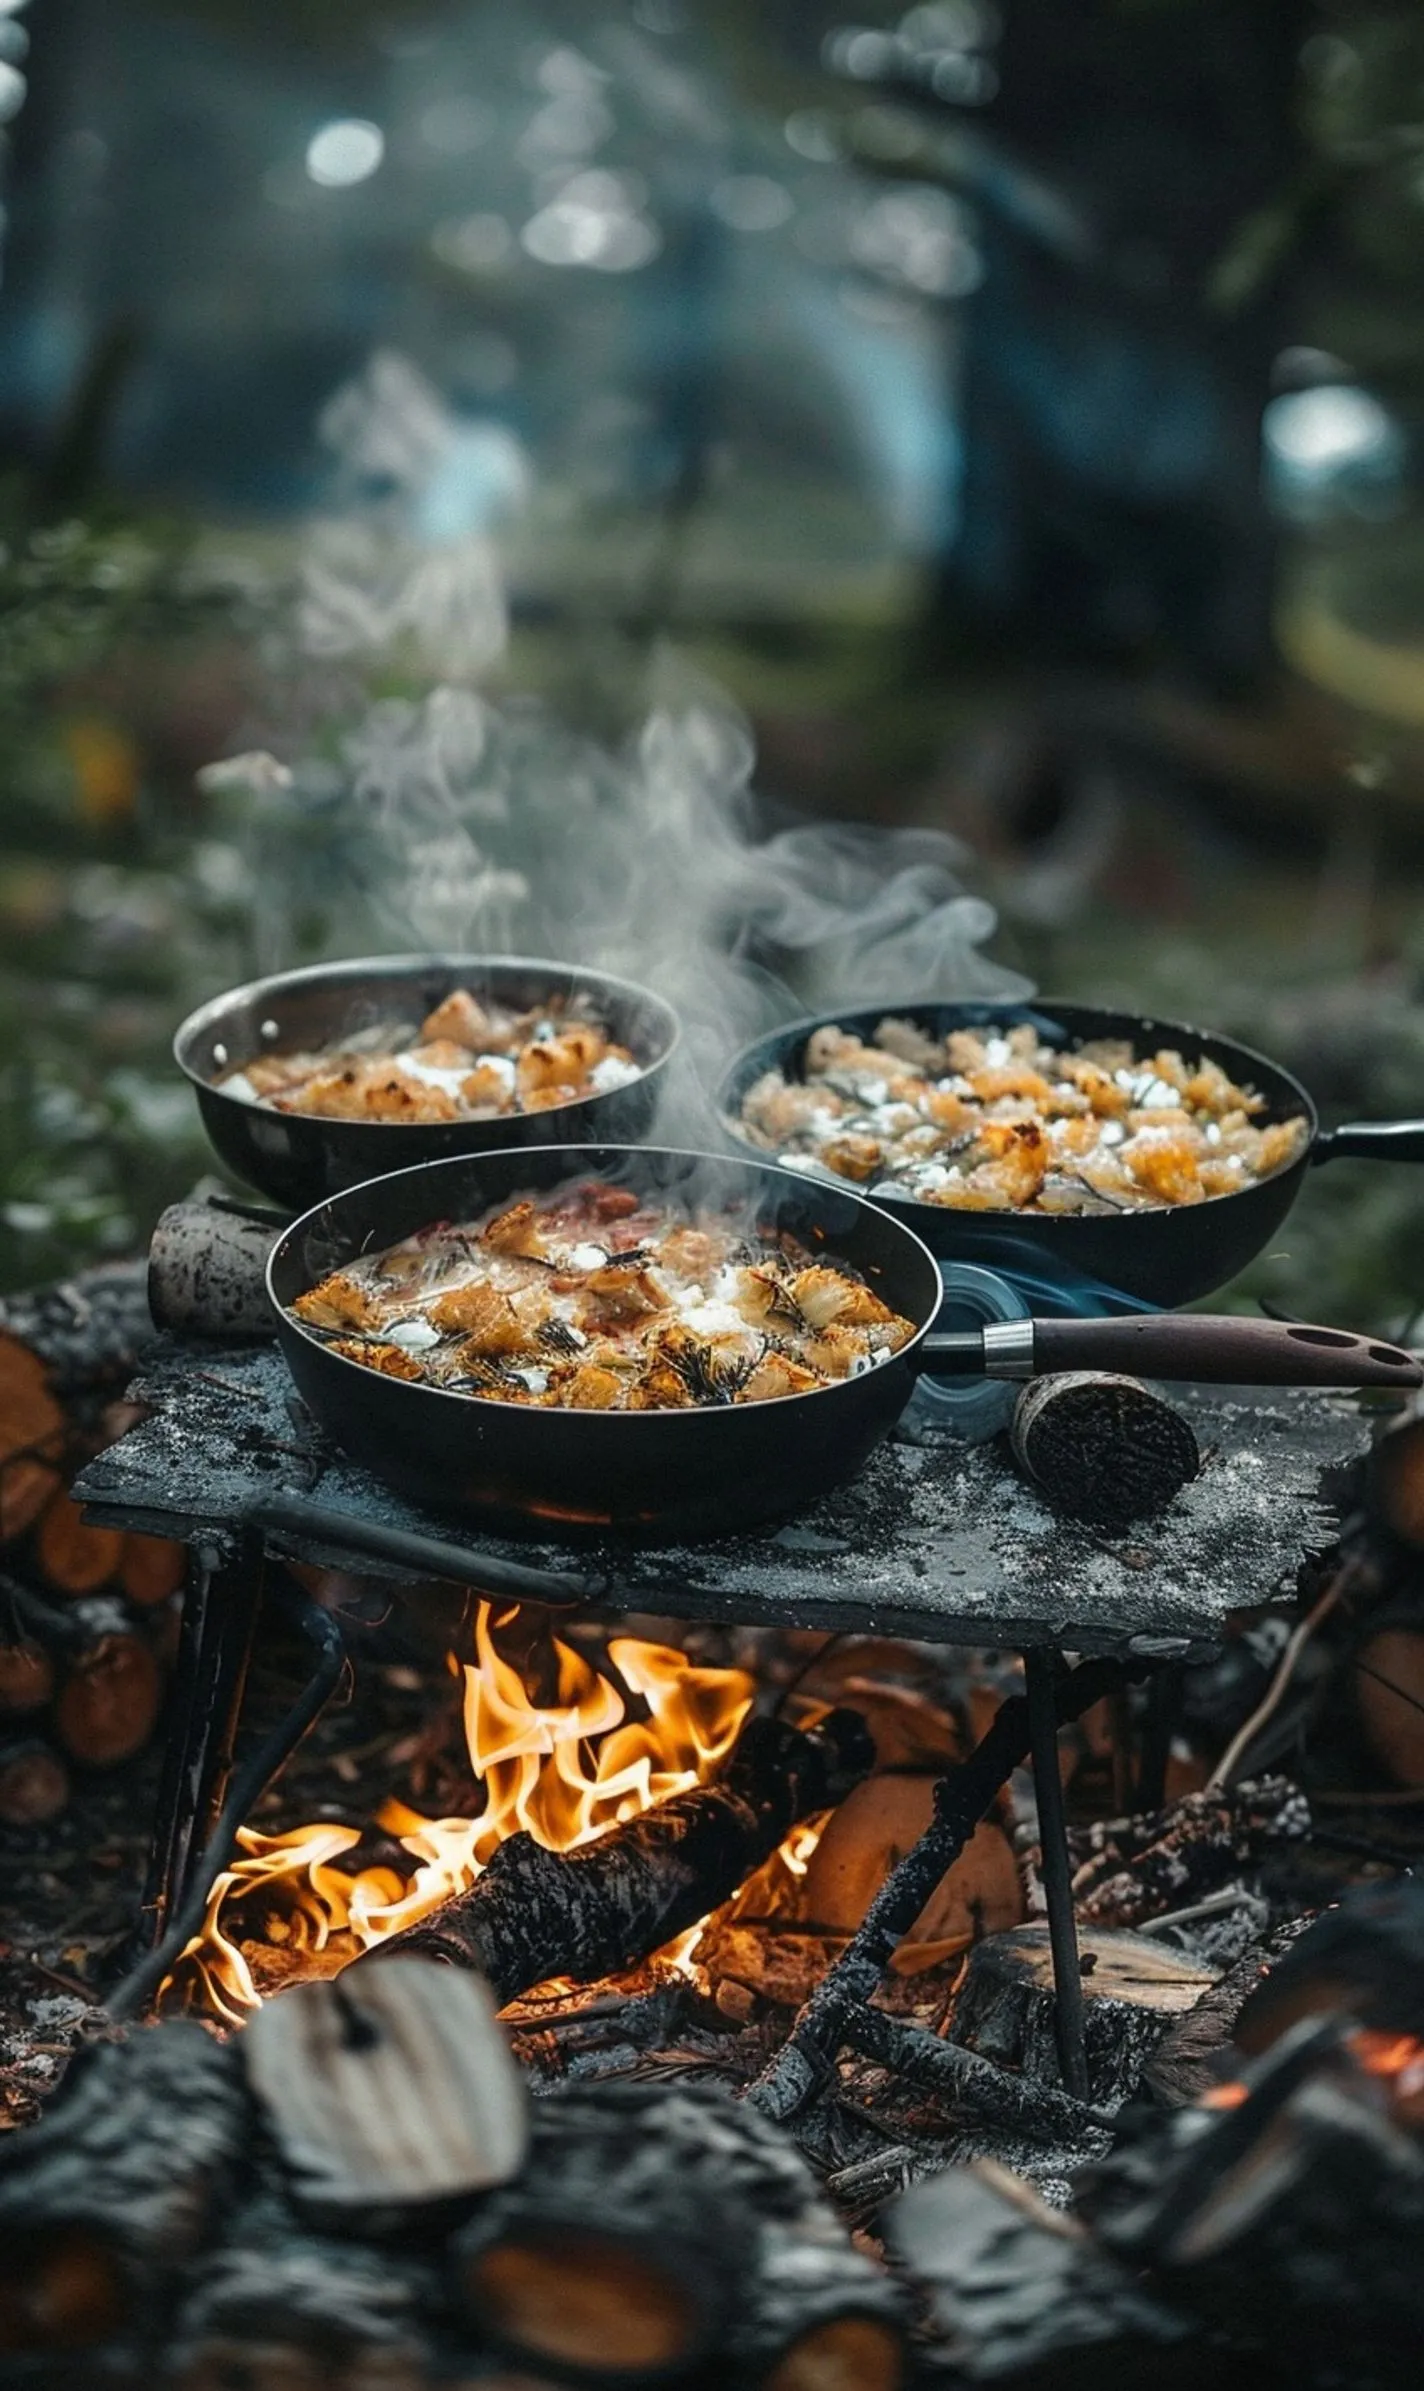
[182,1604,756,2023]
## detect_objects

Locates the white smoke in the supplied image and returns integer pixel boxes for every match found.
[224,350,1028,1123]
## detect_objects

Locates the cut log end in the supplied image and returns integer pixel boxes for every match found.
[0,1736,71,1827]
[36,1492,125,1597]
[1011,1372,1199,1528]
[950,1923,1213,2106]
[1350,1621,1424,1788]
[0,2226,128,2355]
[464,2230,707,2377]
[761,2316,906,2391]
[54,1629,162,1767]
[0,1637,57,1718]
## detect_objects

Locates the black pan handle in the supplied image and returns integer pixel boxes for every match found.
[1025,1314,1420,1388]
[1312,1120,1424,1166]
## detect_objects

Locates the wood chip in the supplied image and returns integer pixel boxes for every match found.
[243,1959,529,2219]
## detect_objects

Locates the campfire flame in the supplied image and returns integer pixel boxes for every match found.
[183,1604,756,2023]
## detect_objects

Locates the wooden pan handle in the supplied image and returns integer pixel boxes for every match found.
[1030,1314,1421,1389]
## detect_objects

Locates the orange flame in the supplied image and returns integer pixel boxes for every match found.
[1198,2026,1424,2122]
[183,1604,755,2022]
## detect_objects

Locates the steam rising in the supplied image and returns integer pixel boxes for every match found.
[232,351,1029,1133]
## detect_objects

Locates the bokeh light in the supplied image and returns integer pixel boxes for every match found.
[305,119,385,189]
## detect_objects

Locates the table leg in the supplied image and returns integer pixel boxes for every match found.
[1024,1645,1089,2100]
[133,1533,265,1951]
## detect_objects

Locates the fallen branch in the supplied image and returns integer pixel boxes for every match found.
[745,1655,1124,2124]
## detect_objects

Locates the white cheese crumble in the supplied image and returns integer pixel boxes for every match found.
[590,1053,642,1092]
[384,1319,443,1352]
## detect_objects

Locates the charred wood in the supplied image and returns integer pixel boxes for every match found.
[167,2239,438,2391]
[1067,1777,1310,1930]
[452,2077,907,2388]
[746,1656,1124,2125]
[1234,1876,1424,2051]
[1141,1916,1316,2106]
[839,2004,1113,2151]
[0,2026,251,2366]
[888,2159,1201,2388]
[1010,1372,1199,1529]
[350,1709,873,2003]
[948,1926,1213,2108]
[1085,2019,1424,2388]
[147,1203,280,1343]
[0,1261,155,1398]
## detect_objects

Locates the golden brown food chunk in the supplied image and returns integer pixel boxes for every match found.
[329,1337,424,1381]
[482,1201,548,1259]
[292,1065,459,1124]
[292,1272,385,1332]
[428,1283,527,1353]
[579,1264,669,1329]
[821,1133,883,1183]
[565,1362,625,1409]
[461,1062,516,1111]
[740,1352,826,1402]
[419,989,510,1050]
[966,1066,1054,1106]
[410,1038,476,1070]
[1122,1132,1204,1207]
[522,1083,583,1113]
[659,1226,722,1280]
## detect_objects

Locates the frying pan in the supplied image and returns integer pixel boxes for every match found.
[267,1146,1419,1541]
[175,955,680,1213]
[717,999,1424,1308]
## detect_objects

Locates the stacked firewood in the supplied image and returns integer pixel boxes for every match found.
[0,1261,181,1827]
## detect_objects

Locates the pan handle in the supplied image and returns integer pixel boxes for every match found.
[1312,1120,1424,1166]
[1024,1314,1420,1388]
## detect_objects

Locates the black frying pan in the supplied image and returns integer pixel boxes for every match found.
[175,955,680,1213]
[267,1146,1419,1541]
[717,1000,1424,1308]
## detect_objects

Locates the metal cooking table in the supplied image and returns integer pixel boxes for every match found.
[75,1339,1370,2085]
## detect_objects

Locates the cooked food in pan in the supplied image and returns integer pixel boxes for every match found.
[288,1176,917,1409]
[734,1018,1311,1215]
[215,987,644,1125]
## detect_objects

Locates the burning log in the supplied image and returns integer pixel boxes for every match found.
[243,1961,529,2224]
[1140,1916,1316,2106]
[1010,1372,1200,1529]
[0,1732,71,1827]
[350,1708,874,2003]
[147,1201,281,1342]
[888,2160,1199,2387]
[947,1924,1214,2107]
[453,2077,907,2389]
[0,2025,250,2367]
[1066,1776,1311,1930]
